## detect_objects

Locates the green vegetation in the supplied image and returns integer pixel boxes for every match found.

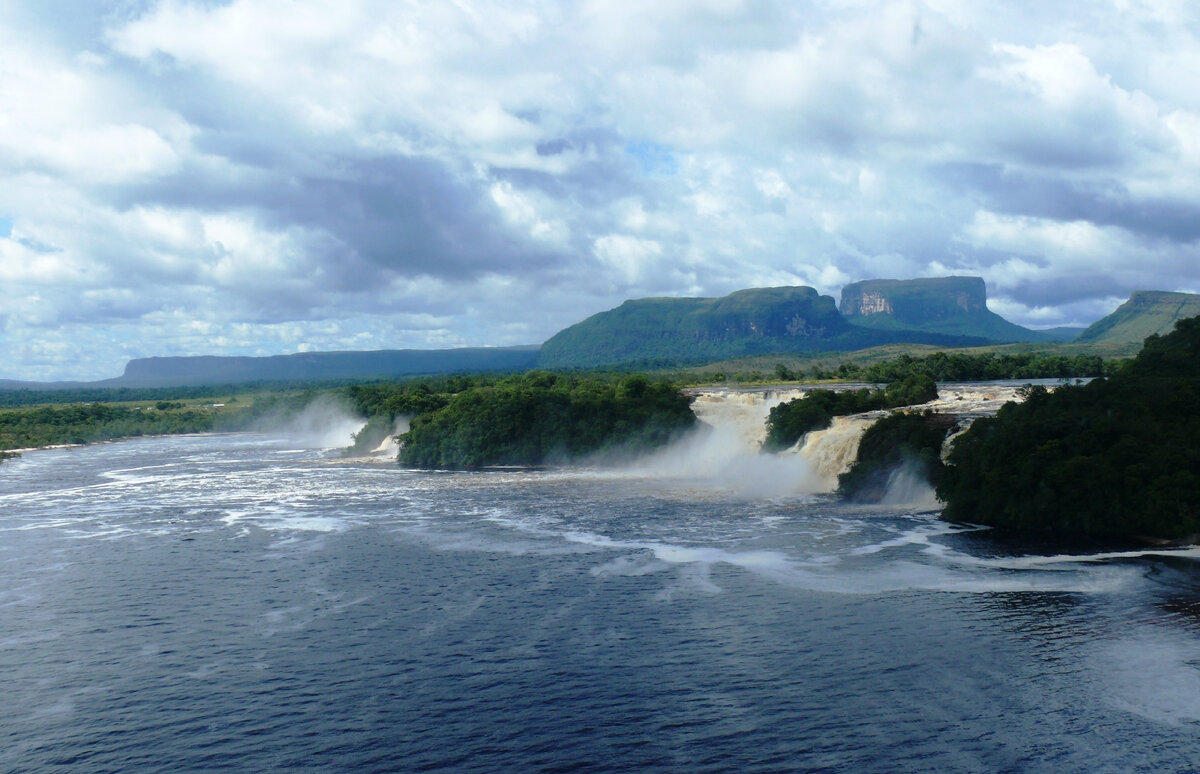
[762,374,938,452]
[398,371,696,468]
[538,286,852,369]
[0,403,224,449]
[937,316,1200,539]
[652,343,1121,388]
[1075,290,1200,345]
[0,389,330,452]
[840,276,1068,343]
[537,286,995,370]
[837,412,956,502]
[0,384,262,408]
[835,350,1114,383]
[340,377,468,456]
[0,370,697,466]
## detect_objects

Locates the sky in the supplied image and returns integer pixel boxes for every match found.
[2,0,1199,381]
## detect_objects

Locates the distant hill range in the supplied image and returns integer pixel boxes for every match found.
[537,282,1016,369]
[5,280,1199,390]
[112,346,540,388]
[1075,290,1200,345]
[839,276,1079,343]
[0,347,539,390]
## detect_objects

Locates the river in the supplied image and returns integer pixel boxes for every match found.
[2,386,1200,772]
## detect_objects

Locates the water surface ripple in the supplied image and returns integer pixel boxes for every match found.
[2,433,1200,772]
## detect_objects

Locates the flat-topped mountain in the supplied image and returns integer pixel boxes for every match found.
[840,276,1069,342]
[538,286,851,368]
[537,285,992,369]
[114,346,540,388]
[1075,290,1200,345]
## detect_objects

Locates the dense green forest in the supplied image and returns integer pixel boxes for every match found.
[761,374,938,453]
[0,379,379,408]
[0,371,696,466]
[677,349,1116,387]
[397,371,696,468]
[0,390,331,454]
[814,351,1114,383]
[837,412,956,502]
[937,317,1200,539]
[0,403,223,450]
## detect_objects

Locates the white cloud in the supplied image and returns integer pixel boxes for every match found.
[593,235,664,288]
[1,0,1199,379]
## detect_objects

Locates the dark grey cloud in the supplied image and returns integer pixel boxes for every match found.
[936,163,1200,243]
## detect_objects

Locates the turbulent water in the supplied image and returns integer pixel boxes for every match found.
[4,386,1200,772]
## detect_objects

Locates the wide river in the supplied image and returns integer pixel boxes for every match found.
[3,400,1200,772]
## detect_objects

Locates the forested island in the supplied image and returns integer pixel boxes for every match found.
[350,371,696,468]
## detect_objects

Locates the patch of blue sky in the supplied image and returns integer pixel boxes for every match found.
[625,141,678,176]
[0,217,12,239]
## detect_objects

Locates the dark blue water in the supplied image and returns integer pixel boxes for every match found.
[3,431,1200,772]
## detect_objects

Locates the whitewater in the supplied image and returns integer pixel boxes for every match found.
[2,384,1200,772]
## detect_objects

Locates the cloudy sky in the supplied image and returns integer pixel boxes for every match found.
[2,0,1199,380]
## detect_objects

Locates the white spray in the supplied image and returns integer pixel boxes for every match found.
[621,387,875,498]
[262,396,368,450]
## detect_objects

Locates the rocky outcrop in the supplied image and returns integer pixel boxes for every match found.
[839,276,1049,343]
[840,276,987,321]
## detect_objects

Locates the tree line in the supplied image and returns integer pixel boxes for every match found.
[937,318,1200,539]
[393,372,696,468]
[761,374,939,453]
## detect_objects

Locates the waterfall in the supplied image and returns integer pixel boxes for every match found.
[636,382,1032,499]
[687,387,810,453]
[370,417,410,457]
[628,387,873,497]
[794,414,880,488]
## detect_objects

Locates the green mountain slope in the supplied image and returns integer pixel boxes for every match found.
[840,276,1058,343]
[537,286,990,369]
[538,287,848,368]
[1075,290,1200,345]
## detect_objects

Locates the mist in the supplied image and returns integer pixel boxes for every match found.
[603,387,871,499]
[878,461,941,510]
[254,395,367,450]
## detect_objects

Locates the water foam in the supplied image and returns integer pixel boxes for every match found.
[619,387,839,498]
[1098,631,1200,725]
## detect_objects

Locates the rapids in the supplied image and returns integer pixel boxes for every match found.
[2,380,1198,772]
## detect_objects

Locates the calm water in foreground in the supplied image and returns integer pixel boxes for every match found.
[3,429,1200,772]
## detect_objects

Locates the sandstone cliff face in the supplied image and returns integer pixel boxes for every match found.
[846,291,893,316]
[837,276,1044,343]
[840,277,986,321]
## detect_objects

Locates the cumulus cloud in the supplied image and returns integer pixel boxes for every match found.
[1,0,1199,379]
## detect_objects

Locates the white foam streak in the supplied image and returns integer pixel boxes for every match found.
[1099,632,1200,725]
